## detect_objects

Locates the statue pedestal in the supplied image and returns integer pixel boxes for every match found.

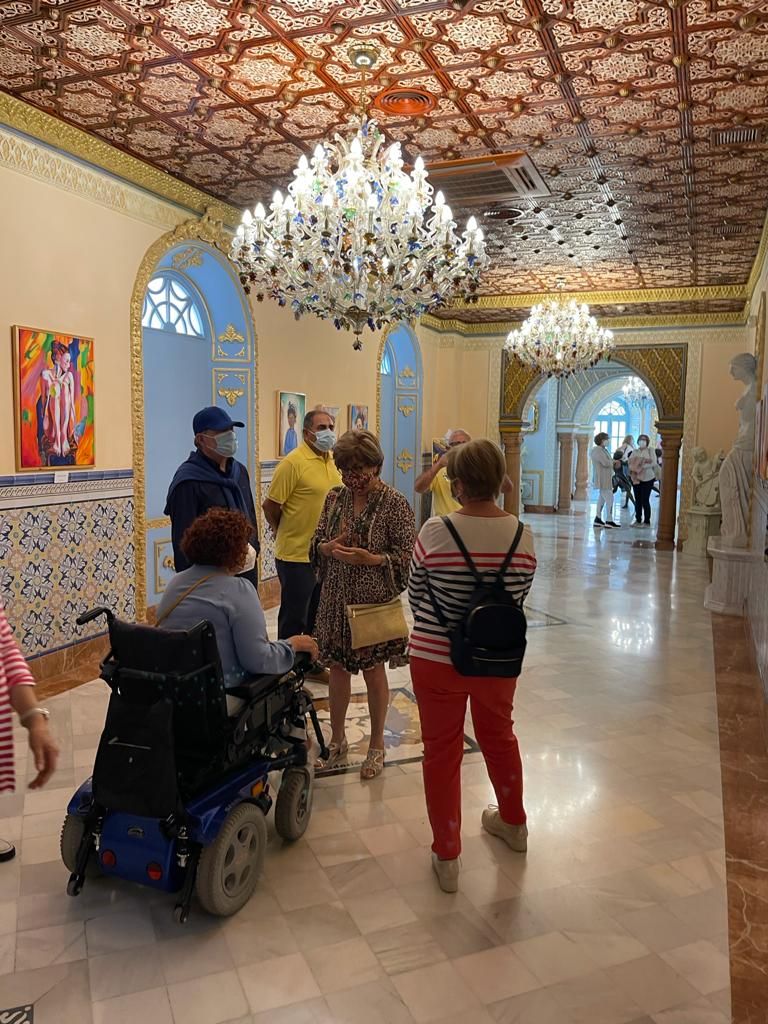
[685,508,721,557]
[704,537,759,616]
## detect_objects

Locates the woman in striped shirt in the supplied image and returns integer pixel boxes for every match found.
[0,600,59,861]
[408,439,536,893]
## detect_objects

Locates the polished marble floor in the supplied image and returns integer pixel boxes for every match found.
[0,511,732,1024]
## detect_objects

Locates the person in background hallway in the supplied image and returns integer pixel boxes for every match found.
[263,409,341,679]
[408,439,536,893]
[415,428,513,517]
[311,430,415,779]
[0,600,59,862]
[590,432,620,529]
[618,435,635,509]
[629,434,660,528]
[165,407,260,587]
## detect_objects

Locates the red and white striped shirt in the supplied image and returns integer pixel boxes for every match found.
[0,602,36,792]
[408,513,537,666]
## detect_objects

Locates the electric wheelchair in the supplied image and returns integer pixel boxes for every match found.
[60,607,328,923]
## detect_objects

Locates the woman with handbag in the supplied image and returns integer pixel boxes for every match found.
[311,430,416,779]
[628,434,660,528]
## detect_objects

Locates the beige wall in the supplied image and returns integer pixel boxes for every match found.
[0,162,168,474]
[697,339,749,455]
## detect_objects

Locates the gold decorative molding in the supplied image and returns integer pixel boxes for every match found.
[421,310,747,338]
[0,125,187,231]
[0,93,238,225]
[145,516,170,531]
[218,324,245,344]
[451,285,747,310]
[396,449,415,474]
[172,247,205,271]
[218,387,245,407]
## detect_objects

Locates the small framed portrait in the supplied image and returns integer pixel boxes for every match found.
[314,404,340,427]
[349,404,369,431]
[12,325,95,471]
[432,437,449,464]
[277,390,306,457]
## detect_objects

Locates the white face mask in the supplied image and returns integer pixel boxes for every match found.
[638,440,648,449]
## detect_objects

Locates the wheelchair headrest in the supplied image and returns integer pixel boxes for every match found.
[107,618,221,676]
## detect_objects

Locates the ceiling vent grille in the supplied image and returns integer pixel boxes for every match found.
[426,152,551,205]
[711,126,763,146]
[719,223,746,235]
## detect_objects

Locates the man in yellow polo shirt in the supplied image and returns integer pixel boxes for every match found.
[262,408,341,641]
[415,428,514,516]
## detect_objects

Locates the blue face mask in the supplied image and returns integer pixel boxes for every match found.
[212,430,237,458]
[311,428,336,452]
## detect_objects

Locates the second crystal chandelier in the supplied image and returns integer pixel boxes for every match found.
[505,280,615,377]
[229,49,488,349]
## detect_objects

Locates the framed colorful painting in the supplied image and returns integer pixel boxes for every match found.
[349,404,369,431]
[277,390,306,457]
[12,326,95,471]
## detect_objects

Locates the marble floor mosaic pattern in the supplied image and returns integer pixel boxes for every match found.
[0,515,731,1023]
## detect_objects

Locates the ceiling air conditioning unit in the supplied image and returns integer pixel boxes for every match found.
[426,152,551,206]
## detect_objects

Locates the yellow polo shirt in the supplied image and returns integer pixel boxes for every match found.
[430,467,461,517]
[268,442,342,563]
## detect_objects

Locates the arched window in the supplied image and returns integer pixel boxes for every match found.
[380,346,393,375]
[142,274,205,336]
[594,398,628,454]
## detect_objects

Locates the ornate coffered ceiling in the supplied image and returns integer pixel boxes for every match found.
[2,0,768,324]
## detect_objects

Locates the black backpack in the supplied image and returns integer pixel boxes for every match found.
[426,517,528,678]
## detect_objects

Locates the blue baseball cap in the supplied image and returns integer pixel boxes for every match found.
[192,406,244,434]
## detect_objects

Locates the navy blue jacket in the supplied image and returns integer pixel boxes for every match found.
[164,450,259,577]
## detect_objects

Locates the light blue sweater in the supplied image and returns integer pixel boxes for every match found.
[156,565,293,687]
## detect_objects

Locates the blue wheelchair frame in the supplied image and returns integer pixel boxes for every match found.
[63,607,328,923]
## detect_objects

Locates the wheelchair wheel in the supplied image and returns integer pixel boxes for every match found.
[195,802,267,917]
[274,768,313,842]
[60,814,101,879]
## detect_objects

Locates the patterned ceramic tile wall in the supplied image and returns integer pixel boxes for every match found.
[0,497,135,659]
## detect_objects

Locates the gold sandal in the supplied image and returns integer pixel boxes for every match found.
[360,748,385,780]
[316,738,348,769]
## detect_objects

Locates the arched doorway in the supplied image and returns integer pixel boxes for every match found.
[377,325,422,511]
[131,218,257,618]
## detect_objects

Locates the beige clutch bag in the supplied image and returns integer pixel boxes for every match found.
[346,596,409,650]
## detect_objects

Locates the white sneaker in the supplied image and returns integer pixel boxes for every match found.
[431,852,460,893]
[481,808,528,853]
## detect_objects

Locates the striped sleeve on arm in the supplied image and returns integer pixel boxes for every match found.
[0,606,35,688]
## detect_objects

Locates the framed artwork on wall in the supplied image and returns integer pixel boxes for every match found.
[12,325,95,471]
[349,404,369,431]
[277,390,306,457]
[313,404,340,426]
[523,399,539,433]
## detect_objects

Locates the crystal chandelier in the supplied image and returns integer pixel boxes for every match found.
[504,280,615,377]
[228,49,488,350]
[622,376,652,405]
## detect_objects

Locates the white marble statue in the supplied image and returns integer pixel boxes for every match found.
[691,446,724,510]
[718,352,757,547]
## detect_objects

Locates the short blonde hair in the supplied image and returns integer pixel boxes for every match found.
[447,439,505,501]
[333,429,384,471]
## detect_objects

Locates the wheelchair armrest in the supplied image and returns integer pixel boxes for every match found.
[228,673,285,702]
[293,651,312,674]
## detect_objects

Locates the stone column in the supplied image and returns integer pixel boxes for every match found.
[557,432,575,514]
[573,433,590,500]
[656,426,683,551]
[501,427,524,517]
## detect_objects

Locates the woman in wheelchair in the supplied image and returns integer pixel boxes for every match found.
[157,508,318,713]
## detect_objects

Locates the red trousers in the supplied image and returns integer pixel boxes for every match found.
[411,656,526,859]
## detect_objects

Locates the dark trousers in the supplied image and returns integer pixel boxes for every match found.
[276,559,320,639]
[633,480,654,524]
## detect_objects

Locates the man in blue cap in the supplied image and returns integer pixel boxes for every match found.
[165,406,259,586]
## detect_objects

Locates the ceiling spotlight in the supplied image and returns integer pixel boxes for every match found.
[330,21,345,35]
[242,1,258,13]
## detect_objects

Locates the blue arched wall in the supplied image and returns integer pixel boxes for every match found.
[142,241,256,607]
[378,325,423,510]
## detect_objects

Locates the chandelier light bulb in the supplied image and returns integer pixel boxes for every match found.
[229,116,489,345]
[622,376,652,405]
